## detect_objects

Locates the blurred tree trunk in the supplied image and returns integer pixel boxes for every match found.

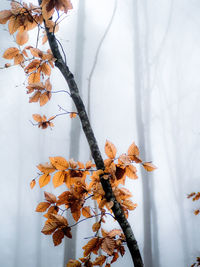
[63,0,85,265]
[132,1,160,266]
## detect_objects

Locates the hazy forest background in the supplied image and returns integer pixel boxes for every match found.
[0,0,200,266]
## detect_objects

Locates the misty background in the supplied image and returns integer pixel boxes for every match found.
[0,0,199,266]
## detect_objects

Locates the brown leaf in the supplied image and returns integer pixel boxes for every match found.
[66,259,81,267]
[52,171,65,188]
[82,206,91,218]
[30,179,36,189]
[105,140,117,159]
[111,252,119,264]
[30,48,43,58]
[49,214,68,226]
[8,16,20,34]
[44,191,57,203]
[0,10,13,24]
[92,255,106,266]
[52,229,64,246]
[41,221,58,235]
[101,237,116,256]
[142,162,157,172]
[82,237,99,257]
[72,209,81,222]
[108,229,122,238]
[39,173,51,188]
[35,202,51,212]
[25,59,41,73]
[3,47,19,59]
[63,226,72,238]
[50,156,69,170]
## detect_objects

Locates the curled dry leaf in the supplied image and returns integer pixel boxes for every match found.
[41,221,58,235]
[82,237,99,257]
[66,260,81,267]
[92,255,107,266]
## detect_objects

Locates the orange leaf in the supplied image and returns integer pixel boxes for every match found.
[142,162,157,172]
[30,179,36,189]
[52,171,65,188]
[32,114,42,122]
[72,209,81,222]
[82,237,99,257]
[66,260,81,267]
[14,54,24,65]
[53,229,64,246]
[16,30,29,46]
[40,91,51,106]
[123,200,137,210]
[40,62,51,76]
[127,142,139,159]
[39,173,51,188]
[85,160,92,169]
[125,165,138,179]
[29,91,41,103]
[30,48,43,58]
[69,158,77,169]
[50,156,69,170]
[37,162,55,173]
[41,221,58,235]
[105,140,117,159]
[92,222,101,232]
[70,112,77,118]
[44,191,56,203]
[8,16,20,34]
[35,202,51,212]
[3,47,19,59]
[92,255,106,266]
[82,206,91,218]
[28,71,40,84]
[108,229,122,238]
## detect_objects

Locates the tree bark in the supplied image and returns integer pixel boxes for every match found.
[38,1,143,266]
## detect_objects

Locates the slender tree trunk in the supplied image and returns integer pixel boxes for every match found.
[63,0,85,264]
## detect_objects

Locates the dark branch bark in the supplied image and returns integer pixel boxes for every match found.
[38,2,143,266]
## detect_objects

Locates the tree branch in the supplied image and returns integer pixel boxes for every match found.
[38,1,143,266]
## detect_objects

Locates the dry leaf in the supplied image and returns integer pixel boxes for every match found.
[52,171,65,188]
[82,237,99,257]
[142,162,157,172]
[101,237,115,256]
[92,255,106,266]
[16,30,29,46]
[50,156,69,170]
[35,202,51,212]
[92,222,101,232]
[44,191,57,203]
[125,165,138,179]
[30,179,36,189]
[82,206,91,218]
[53,229,64,246]
[3,47,19,59]
[39,173,51,188]
[105,140,117,159]
[41,221,58,235]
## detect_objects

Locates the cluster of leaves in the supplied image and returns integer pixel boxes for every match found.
[32,140,156,266]
[0,2,157,266]
[187,192,200,215]
[0,1,74,127]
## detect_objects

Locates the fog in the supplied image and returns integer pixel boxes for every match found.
[0,0,200,266]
